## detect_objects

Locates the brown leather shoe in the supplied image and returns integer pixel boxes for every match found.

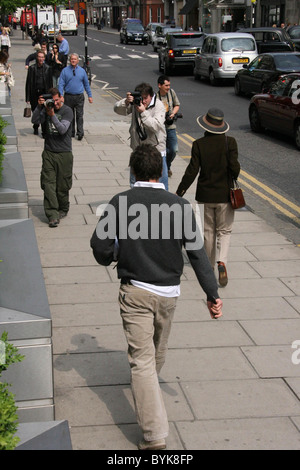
[138,438,166,450]
[218,261,228,287]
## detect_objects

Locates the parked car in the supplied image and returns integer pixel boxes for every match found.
[237,27,296,53]
[152,25,182,51]
[249,73,300,149]
[159,32,205,75]
[193,32,258,85]
[120,22,148,45]
[145,22,163,44]
[40,22,60,42]
[234,52,300,96]
[286,25,300,51]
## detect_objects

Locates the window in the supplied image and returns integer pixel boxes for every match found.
[221,38,256,52]
[157,8,161,24]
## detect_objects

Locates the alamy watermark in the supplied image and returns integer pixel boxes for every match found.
[95,197,204,251]
[291,80,300,105]
[291,340,300,365]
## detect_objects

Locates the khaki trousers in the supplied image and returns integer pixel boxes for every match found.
[119,283,177,441]
[202,202,234,268]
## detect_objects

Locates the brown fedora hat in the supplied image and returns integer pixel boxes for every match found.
[197,108,229,134]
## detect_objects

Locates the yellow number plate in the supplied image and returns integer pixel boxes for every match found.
[183,49,195,54]
[232,58,249,64]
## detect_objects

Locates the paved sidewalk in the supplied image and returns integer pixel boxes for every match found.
[9,29,300,450]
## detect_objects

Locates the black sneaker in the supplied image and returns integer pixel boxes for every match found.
[49,219,60,228]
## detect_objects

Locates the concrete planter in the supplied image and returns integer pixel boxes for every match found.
[0,219,54,422]
[16,421,72,450]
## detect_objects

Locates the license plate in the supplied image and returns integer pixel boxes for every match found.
[232,58,249,64]
[183,49,195,54]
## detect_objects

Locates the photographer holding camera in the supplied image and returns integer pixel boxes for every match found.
[157,75,181,177]
[114,82,168,190]
[32,87,74,228]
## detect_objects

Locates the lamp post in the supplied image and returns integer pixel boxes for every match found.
[84,0,88,64]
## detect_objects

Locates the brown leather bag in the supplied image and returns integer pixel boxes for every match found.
[23,106,31,118]
[230,179,245,210]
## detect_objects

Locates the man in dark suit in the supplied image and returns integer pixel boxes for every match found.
[25,50,53,135]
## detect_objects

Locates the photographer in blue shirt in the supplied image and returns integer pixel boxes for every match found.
[58,52,93,140]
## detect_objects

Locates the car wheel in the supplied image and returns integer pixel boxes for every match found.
[209,69,218,86]
[249,105,263,133]
[120,36,123,44]
[294,121,300,150]
[143,40,148,45]
[234,77,242,96]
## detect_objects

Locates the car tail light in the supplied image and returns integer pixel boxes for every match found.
[218,57,222,67]
[168,49,175,58]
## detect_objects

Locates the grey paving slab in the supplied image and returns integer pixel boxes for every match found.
[50,302,120,328]
[169,320,253,348]
[54,382,193,427]
[181,379,300,420]
[247,244,300,261]
[160,348,258,382]
[281,277,300,295]
[176,417,300,450]
[285,296,300,314]
[70,422,183,450]
[240,319,300,345]
[249,260,300,277]
[242,345,300,377]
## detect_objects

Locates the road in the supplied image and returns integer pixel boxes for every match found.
[65,26,300,245]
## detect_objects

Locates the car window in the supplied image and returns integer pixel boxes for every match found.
[128,23,144,31]
[171,34,203,48]
[221,37,256,52]
[258,55,275,70]
[269,75,299,96]
[288,28,300,40]
[265,32,280,42]
[248,56,262,70]
[202,37,210,53]
[274,54,300,70]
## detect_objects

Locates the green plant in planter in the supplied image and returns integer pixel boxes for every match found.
[0,331,25,450]
[0,115,8,183]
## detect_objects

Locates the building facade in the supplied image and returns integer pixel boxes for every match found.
[70,0,299,30]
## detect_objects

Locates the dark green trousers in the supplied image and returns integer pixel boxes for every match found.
[41,149,73,221]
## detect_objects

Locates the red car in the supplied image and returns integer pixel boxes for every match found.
[249,73,300,149]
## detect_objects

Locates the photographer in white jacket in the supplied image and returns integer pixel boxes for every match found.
[114,82,168,190]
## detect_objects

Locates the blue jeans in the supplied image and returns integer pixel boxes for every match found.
[166,128,178,171]
[130,155,168,191]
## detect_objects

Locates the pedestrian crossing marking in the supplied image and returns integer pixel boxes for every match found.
[90,54,157,61]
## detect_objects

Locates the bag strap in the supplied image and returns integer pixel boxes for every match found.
[225,136,237,187]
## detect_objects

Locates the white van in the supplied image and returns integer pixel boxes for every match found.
[59,9,78,36]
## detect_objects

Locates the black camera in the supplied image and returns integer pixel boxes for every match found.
[131,92,142,106]
[165,112,183,126]
[42,94,55,109]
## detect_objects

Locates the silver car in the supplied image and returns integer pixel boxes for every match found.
[194,32,258,85]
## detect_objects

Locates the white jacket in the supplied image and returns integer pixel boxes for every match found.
[114,95,166,154]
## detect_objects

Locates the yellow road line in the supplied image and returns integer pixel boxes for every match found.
[178,132,300,223]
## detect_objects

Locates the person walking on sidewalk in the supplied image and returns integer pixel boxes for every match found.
[176,108,240,287]
[32,87,74,228]
[90,143,223,450]
[157,75,180,177]
[114,82,168,190]
[56,33,69,58]
[25,50,53,135]
[58,52,93,140]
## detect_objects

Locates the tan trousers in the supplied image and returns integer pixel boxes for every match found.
[202,202,234,269]
[119,283,177,441]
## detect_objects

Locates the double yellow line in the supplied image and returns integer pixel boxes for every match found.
[178,133,300,228]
